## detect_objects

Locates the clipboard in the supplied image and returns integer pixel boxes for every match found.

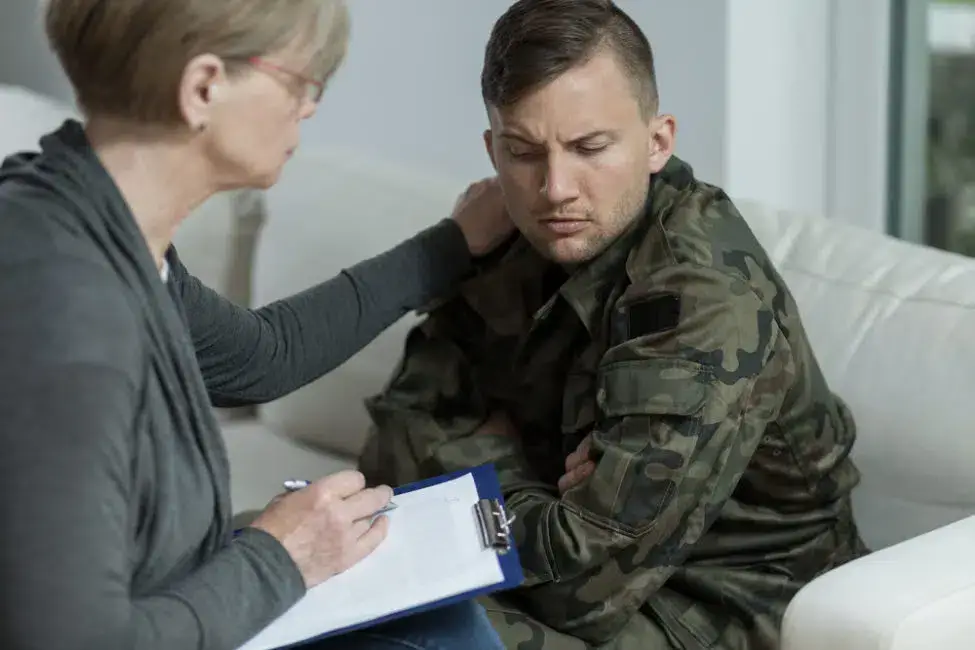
[372,462,524,622]
[238,463,524,650]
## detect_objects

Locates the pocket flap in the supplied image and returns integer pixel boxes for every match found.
[597,358,711,418]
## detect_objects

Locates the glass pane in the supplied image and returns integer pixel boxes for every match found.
[926,0,975,255]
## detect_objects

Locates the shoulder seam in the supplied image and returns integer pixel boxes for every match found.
[655,183,730,267]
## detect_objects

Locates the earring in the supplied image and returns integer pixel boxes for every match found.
[196,122,208,132]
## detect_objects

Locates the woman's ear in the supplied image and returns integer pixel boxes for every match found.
[178,54,226,132]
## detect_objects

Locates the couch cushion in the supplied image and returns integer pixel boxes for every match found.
[736,200,975,550]
[0,84,77,156]
[781,514,975,650]
[173,189,264,305]
[252,147,461,457]
[221,420,355,515]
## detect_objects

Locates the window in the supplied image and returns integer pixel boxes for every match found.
[890,0,975,254]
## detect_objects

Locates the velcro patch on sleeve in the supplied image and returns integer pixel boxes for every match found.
[616,292,682,341]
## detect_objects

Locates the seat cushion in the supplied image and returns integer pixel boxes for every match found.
[220,420,356,514]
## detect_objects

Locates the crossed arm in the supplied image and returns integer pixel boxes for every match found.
[363,263,792,645]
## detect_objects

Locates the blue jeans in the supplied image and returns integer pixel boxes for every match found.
[304,600,504,650]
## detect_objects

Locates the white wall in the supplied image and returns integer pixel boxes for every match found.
[726,0,833,218]
[309,0,729,188]
[0,0,891,232]
[827,0,893,234]
[0,0,75,105]
[312,0,890,230]
[725,0,891,231]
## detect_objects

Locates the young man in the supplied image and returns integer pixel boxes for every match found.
[359,1,868,648]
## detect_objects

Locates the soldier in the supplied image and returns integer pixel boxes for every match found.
[359,1,869,648]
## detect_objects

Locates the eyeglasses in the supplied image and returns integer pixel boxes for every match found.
[247,56,325,104]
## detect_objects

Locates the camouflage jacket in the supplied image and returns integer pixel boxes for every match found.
[360,157,867,650]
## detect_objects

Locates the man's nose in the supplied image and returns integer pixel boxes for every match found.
[541,154,580,205]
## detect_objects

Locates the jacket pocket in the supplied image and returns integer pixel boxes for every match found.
[569,357,714,537]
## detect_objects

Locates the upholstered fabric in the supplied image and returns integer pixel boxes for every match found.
[0,85,77,153]
[171,190,264,307]
[736,199,975,551]
[220,420,354,514]
[251,147,463,457]
[780,514,975,650]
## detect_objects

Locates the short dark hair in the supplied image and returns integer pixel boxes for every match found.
[481,0,658,118]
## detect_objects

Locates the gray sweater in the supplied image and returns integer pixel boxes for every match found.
[0,121,474,650]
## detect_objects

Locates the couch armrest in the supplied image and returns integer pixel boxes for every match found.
[780,514,975,650]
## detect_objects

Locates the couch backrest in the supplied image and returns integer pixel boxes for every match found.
[252,147,461,457]
[736,200,975,550]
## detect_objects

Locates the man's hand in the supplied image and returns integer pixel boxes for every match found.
[450,177,516,257]
[478,413,594,494]
[475,410,519,437]
[558,435,595,495]
[250,470,392,588]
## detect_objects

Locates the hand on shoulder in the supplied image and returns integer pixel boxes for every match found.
[450,177,515,257]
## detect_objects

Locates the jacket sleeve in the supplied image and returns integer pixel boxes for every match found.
[171,219,472,407]
[0,259,305,650]
[363,262,791,645]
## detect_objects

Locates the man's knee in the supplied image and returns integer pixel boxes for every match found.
[478,596,589,650]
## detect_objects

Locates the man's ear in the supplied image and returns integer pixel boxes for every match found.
[483,129,498,171]
[647,114,677,174]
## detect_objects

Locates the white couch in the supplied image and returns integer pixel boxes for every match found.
[4,84,974,649]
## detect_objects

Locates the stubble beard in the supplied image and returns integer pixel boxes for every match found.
[530,176,650,266]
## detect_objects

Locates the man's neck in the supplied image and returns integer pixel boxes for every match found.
[85,119,213,269]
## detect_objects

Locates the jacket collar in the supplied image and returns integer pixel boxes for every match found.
[458,155,697,337]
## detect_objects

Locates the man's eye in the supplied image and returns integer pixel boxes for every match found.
[507,147,537,158]
[577,143,608,155]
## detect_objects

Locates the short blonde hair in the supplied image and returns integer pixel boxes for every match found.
[45,0,349,123]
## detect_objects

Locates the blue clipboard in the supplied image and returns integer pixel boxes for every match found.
[278,463,524,648]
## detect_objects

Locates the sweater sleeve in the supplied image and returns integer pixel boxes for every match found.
[174,218,473,406]
[0,259,305,650]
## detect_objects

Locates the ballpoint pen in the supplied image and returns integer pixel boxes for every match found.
[282,479,399,515]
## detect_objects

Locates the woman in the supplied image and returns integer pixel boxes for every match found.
[0,1,512,649]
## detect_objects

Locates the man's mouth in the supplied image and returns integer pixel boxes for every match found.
[540,218,589,236]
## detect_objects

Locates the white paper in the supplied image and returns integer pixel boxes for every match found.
[237,474,505,650]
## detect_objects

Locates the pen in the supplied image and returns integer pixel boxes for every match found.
[282,479,399,515]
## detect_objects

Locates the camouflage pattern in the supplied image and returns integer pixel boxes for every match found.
[359,156,869,650]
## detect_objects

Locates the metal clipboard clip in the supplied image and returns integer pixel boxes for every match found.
[473,498,515,555]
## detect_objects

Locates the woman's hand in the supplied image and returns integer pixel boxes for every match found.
[558,434,595,495]
[250,470,392,588]
[450,177,516,257]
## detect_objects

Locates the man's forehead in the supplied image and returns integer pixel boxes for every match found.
[487,51,642,131]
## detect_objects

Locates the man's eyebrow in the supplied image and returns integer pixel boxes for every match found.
[499,130,616,144]
[499,132,539,144]
[570,130,616,142]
